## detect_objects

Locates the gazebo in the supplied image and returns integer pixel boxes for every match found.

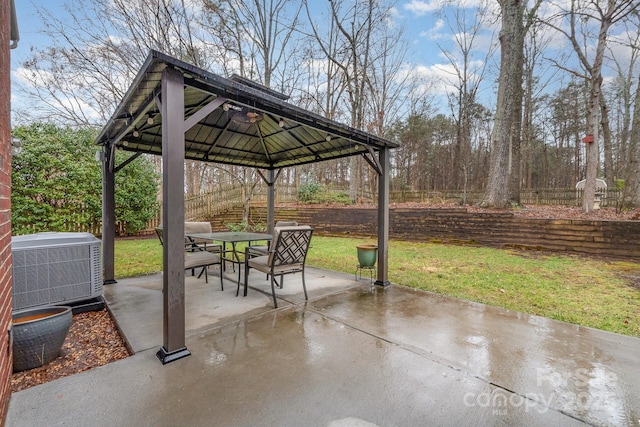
[95,50,398,364]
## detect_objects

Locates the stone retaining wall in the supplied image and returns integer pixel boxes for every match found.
[211,206,640,259]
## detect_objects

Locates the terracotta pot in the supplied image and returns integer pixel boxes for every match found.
[12,306,72,372]
[356,244,378,267]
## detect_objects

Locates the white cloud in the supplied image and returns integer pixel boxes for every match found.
[419,18,445,40]
[403,0,441,17]
[404,63,459,96]
[13,67,44,87]
[606,28,640,72]
[404,0,491,17]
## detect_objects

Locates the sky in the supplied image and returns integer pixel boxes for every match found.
[11,0,75,68]
[9,0,482,110]
[9,1,638,125]
[10,1,450,67]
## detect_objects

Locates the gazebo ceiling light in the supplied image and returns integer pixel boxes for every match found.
[230,107,263,124]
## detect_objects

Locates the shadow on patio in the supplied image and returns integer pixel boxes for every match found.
[7,266,640,426]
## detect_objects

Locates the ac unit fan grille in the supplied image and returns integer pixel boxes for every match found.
[12,236,102,311]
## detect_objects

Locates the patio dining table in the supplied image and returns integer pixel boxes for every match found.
[185,231,272,289]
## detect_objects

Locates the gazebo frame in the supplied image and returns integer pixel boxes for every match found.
[96,50,398,364]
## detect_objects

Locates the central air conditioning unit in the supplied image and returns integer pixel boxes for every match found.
[12,232,102,311]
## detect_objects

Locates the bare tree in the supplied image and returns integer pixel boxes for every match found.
[542,81,589,187]
[200,0,305,213]
[202,0,303,90]
[306,0,374,202]
[304,0,404,202]
[361,13,416,197]
[521,19,561,189]
[622,76,640,207]
[603,11,640,207]
[543,0,638,212]
[482,0,542,208]
[435,0,497,191]
[15,0,214,127]
[290,11,348,187]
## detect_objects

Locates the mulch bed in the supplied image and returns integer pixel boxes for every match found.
[11,308,130,392]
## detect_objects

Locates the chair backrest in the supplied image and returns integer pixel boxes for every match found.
[267,221,299,251]
[184,221,212,244]
[269,226,313,267]
[266,221,299,251]
[275,220,298,227]
[157,222,213,248]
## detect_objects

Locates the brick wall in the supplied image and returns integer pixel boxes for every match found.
[0,1,13,423]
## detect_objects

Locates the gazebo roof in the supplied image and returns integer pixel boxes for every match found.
[95,50,397,170]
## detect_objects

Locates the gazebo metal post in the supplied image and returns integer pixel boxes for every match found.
[102,145,117,285]
[257,168,278,234]
[156,67,191,364]
[375,146,390,287]
[267,169,275,234]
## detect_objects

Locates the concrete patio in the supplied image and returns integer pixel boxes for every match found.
[7,265,640,426]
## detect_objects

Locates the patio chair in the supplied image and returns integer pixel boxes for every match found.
[156,222,222,253]
[246,221,299,280]
[155,224,224,289]
[246,220,298,257]
[242,225,313,308]
[184,250,223,289]
[184,221,222,254]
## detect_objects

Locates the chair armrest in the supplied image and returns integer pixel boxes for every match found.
[204,243,222,254]
[245,245,271,259]
[185,236,222,254]
[155,227,164,246]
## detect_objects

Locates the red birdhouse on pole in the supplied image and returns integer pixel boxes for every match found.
[582,134,594,143]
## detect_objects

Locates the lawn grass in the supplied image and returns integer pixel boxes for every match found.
[115,238,163,278]
[114,236,640,337]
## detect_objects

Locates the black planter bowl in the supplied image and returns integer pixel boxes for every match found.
[12,306,72,372]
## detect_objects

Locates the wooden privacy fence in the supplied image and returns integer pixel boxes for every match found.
[179,187,622,224]
[183,187,245,220]
[185,186,622,214]
[387,188,622,207]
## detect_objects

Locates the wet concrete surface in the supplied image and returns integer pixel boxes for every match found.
[7,267,640,426]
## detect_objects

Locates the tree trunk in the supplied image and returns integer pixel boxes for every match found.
[622,77,640,207]
[583,18,612,214]
[349,156,359,203]
[482,0,526,208]
[600,100,614,188]
[583,88,600,213]
[508,121,522,204]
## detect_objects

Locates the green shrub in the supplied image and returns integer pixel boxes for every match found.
[225,221,267,232]
[11,123,159,236]
[297,182,351,205]
[297,181,324,203]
